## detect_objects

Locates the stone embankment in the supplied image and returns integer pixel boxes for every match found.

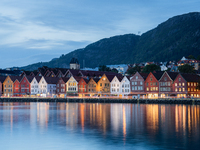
[1,97,200,105]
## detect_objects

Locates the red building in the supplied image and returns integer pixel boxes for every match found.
[180,73,200,98]
[56,77,69,97]
[13,77,22,96]
[78,78,89,95]
[145,71,163,98]
[20,76,34,95]
[159,72,179,97]
[130,72,148,96]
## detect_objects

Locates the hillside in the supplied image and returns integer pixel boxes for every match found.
[21,12,200,71]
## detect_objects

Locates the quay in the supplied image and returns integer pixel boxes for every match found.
[1,97,200,105]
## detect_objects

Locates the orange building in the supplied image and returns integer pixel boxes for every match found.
[87,78,99,96]
[3,76,22,96]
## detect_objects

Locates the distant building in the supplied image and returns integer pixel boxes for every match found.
[70,58,80,70]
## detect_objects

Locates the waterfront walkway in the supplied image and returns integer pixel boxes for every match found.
[1,97,200,105]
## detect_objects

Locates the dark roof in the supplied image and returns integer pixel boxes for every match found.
[92,78,100,83]
[60,77,70,83]
[26,76,35,83]
[180,73,200,82]
[105,74,116,82]
[35,76,42,82]
[152,71,164,80]
[70,58,79,64]
[44,77,60,84]
[138,72,149,80]
[116,76,123,82]
[0,76,6,83]
[10,76,23,82]
[166,72,179,81]
[83,78,89,84]
[73,76,82,82]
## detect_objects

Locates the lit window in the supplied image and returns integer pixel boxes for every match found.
[191,83,193,86]
[183,88,185,91]
[179,83,181,86]
[179,88,181,92]
[182,83,185,86]
[175,88,177,92]
[194,83,196,86]
[188,83,190,86]
[175,83,177,86]
[147,87,149,91]
[188,88,190,91]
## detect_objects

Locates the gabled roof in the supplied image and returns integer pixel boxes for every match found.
[180,73,200,82]
[0,76,6,83]
[44,77,60,84]
[152,71,164,80]
[34,76,42,83]
[138,72,149,80]
[60,77,70,83]
[83,78,90,84]
[73,76,83,82]
[105,74,116,82]
[92,78,100,83]
[166,72,179,81]
[25,76,35,83]
[10,76,23,83]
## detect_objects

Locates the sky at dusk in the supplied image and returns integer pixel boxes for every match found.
[0,0,200,68]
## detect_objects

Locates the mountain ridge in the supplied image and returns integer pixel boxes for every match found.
[21,12,200,71]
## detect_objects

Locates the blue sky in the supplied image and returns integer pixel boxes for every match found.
[0,0,199,68]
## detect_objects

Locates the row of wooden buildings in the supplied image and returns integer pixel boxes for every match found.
[1,68,200,98]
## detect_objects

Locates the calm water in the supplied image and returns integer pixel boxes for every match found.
[0,102,200,150]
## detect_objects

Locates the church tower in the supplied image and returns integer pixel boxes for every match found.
[70,58,80,70]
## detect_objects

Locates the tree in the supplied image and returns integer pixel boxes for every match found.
[188,55,195,59]
[98,65,111,72]
[178,64,194,73]
[142,64,161,73]
[127,65,141,75]
[111,68,118,73]
[196,55,200,60]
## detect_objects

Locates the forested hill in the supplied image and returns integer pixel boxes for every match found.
[21,12,200,71]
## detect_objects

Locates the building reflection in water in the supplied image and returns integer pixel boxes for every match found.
[0,102,200,148]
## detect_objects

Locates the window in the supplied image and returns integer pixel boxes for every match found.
[100,83,102,86]
[135,86,137,90]
[194,83,196,86]
[188,88,190,91]
[147,87,149,91]
[135,82,137,85]
[175,83,177,86]
[140,81,143,85]
[191,83,193,86]
[146,82,148,86]
[182,83,185,86]
[183,88,185,92]
[179,78,181,81]
[150,78,152,81]
[175,88,177,92]
[188,83,190,86]
[136,76,138,79]
[179,88,181,92]
[179,83,181,86]
[164,77,167,81]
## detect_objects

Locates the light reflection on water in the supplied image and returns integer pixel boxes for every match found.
[0,102,200,150]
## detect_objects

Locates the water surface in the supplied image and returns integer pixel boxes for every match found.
[0,102,200,150]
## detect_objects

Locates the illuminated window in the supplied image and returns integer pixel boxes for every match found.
[182,83,185,86]
[179,83,181,86]
[194,88,196,92]
[175,83,177,86]
[147,87,149,91]
[175,88,178,92]
[191,83,193,86]
[188,83,190,86]
[194,83,196,86]
[156,87,158,91]
[188,88,190,91]
[183,88,185,91]
[179,88,181,92]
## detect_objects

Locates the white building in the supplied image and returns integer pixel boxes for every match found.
[38,77,59,96]
[66,76,81,94]
[110,76,122,95]
[120,76,130,96]
[30,76,41,95]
